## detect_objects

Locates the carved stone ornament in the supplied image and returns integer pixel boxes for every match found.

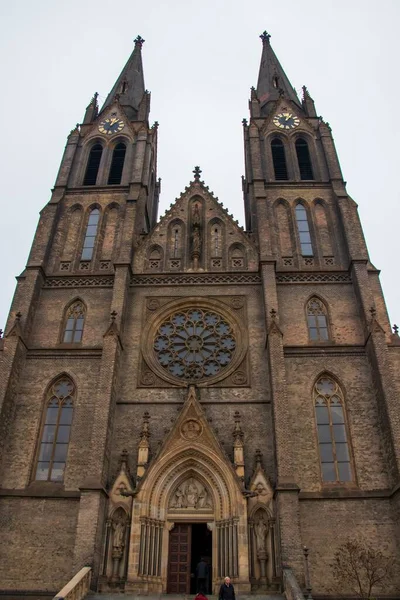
[140,298,248,387]
[169,477,212,510]
[181,418,202,440]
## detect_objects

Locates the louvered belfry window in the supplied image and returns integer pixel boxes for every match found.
[107,143,126,185]
[295,138,314,180]
[83,144,103,185]
[271,138,288,180]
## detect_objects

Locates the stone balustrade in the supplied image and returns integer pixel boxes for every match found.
[53,566,92,600]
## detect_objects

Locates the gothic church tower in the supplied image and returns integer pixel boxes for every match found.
[0,33,399,599]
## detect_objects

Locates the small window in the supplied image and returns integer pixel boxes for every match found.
[107,143,126,185]
[63,301,85,343]
[81,208,100,261]
[35,378,75,482]
[83,144,102,186]
[314,376,352,483]
[295,138,314,180]
[307,298,329,341]
[271,139,288,180]
[295,204,313,256]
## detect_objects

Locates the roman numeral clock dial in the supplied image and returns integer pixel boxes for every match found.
[273,112,300,130]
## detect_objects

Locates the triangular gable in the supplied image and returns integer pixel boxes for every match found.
[134,175,259,273]
[136,385,243,496]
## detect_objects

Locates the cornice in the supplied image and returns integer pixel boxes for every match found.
[284,345,365,357]
[130,272,262,286]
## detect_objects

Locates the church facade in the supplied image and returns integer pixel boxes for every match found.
[1,33,400,598]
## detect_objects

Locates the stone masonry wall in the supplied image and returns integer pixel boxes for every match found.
[0,497,79,591]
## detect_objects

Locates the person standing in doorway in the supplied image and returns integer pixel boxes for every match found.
[219,576,236,600]
[196,557,209,593]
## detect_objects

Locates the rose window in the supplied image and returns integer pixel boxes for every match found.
[153,308,236,380]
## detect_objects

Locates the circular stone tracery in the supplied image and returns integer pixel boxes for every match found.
[154,308,236,381]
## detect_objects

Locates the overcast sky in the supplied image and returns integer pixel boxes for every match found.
[0,0,399,331]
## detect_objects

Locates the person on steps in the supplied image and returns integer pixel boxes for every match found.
[219,576,235,600]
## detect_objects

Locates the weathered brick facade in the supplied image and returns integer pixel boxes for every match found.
[1,33,400,597]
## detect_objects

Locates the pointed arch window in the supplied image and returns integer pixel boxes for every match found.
[35,378,75,482]
[295,204,313,256]
[81,208,100,260]
[107,143,126,185]
[271,138,288,180]
[83,144,103,185]
[307,298,329,341]
[295,138,314,180]
[63,301,86,343]
[314,376,353,483]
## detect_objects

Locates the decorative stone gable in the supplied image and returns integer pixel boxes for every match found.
[134,173,258,274]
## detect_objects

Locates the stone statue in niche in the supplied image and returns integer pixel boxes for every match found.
[170,477,211,509]
[255,518,268,553]
[192,228,201,254]
[192,203,201,225]
[112,513,127,551]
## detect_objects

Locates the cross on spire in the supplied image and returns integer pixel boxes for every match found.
[193,166,202,181]
[134,35,145,47]
[260,31,271,44]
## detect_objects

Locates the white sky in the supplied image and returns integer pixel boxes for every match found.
[0,0,399,330]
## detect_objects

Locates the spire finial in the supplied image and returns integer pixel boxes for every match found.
[260,31,271,44]
[193,166,202,181]
[134,35,145,48]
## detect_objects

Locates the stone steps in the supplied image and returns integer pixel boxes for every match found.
[90,594,284,600]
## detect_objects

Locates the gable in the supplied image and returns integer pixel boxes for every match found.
[134,179,259,273]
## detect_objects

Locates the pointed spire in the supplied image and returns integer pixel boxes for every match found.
[101,36,146,120]
[256,31,301,111]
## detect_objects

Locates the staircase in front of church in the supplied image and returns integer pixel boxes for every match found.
[89,595,284,600]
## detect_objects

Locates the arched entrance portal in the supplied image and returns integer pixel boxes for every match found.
[125,388,250,594]
[167,522,212,594]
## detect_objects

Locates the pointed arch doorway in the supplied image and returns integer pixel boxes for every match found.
[125,387,251,594]
[167,521,212,594]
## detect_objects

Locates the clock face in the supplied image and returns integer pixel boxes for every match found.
[98,117,124,135]
[273,112,300,130]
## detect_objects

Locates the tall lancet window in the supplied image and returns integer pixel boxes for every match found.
[81,208,100,260]
[295,204,313,256]
[271,138,288,180]
[296,138,314,180]
[314,376,353,483]
[35,377,75,482]
[107,143,126,185]
[307,297,329,341]
[62,301,86,343]
[83,144,103,185]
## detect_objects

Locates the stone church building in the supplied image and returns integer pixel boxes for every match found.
[1,32,400,598]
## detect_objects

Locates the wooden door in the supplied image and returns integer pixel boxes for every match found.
[167,524,192,593]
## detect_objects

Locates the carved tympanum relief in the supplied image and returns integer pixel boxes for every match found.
[169,477,212,510]
[181,418,202,440]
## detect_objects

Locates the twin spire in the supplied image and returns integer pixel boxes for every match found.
[256,31,301,109]
[97,32,304,122]
[101,35,146,120]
